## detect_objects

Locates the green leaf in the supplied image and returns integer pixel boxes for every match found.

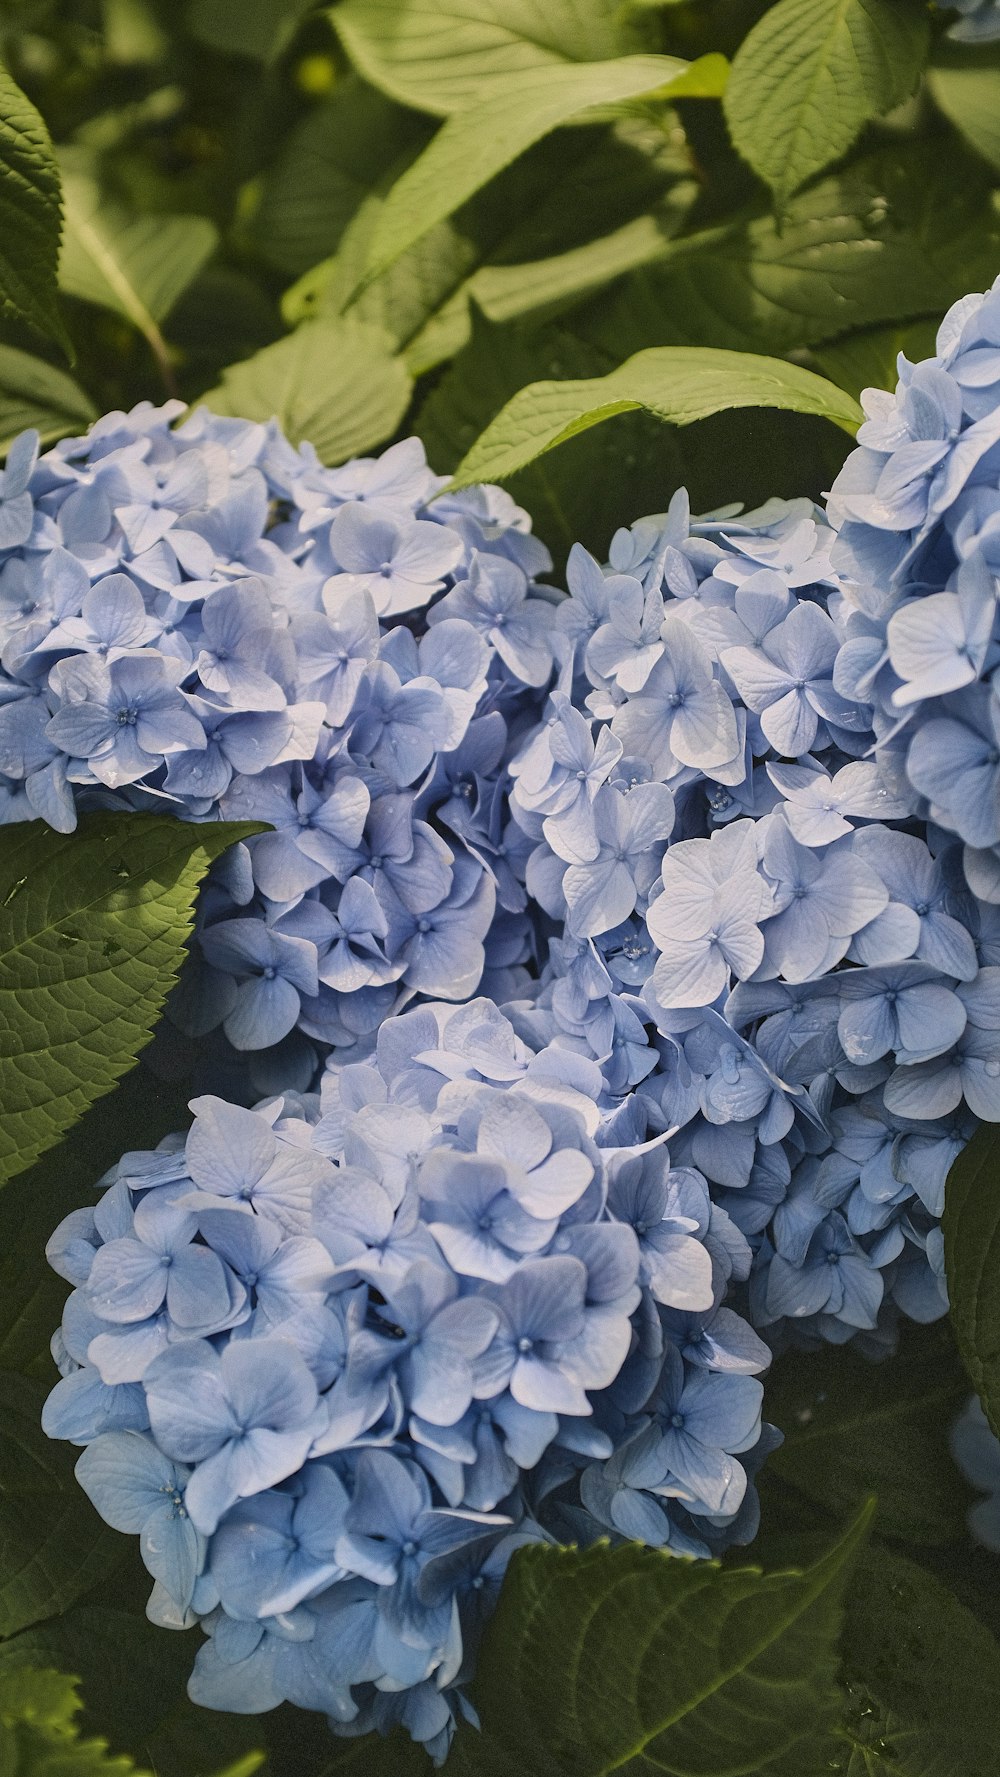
[0,813,263,1186]
[353,53,708,293]
[416,309,683,560]
[243,76,431,277]
[943,1121,1000,1438]
[724,0,929,207]
[417,308,852,571]
[187,0,316,60]
[0,343,95,455]
[764,1325,973,1545]
[448,344,862,488]
[167,264,283,395]
[573,141,1000,366]
[200,316,412,463]
[840,1544,1000,1777]
[59,160,217,384]
[0,1667,141,1776]
[0,1610,264,1776]
[329,0,650,115]
[0,1663,264,1777]
[0,1373,127,1637]
[286,119,696,375]
[928,47,1000,176]
[0,64,69,354]
[445,1504,873,1775]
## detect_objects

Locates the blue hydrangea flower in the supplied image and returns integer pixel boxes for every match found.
[43,1002,772,1759]
[947,0,1000,41]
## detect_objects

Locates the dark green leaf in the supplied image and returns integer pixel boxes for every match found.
[839,1544,1000,1777]
[574,142,1000,364]
[724,0,929,207]
[446,1504,873,1775]
[168,265,283,397]
[243,77,430,278]
[0,343,95,455]
[943,1121,1000,1437]
[0,1373,126,1637]
[764,1325,974,1545]
[448,343,861,488]
[928,47,1000,176]
[330,0,651,115]
[0,814,263,1185]
[187,0,317,60]
[0,64,69,353]
[265,1707,431,1776]
[200,316,412,462]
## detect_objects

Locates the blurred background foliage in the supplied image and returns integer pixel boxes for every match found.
[3,6,1000,1773]
[2,0,999,570]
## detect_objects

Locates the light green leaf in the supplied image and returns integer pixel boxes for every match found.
[0,1667,140,1776]
[0,64,69,353]
[928,48,1000,175]
[0,343,95,455]
[330,0,650,115]
[0,814,262,1185]
[354,53,705,292]
[446,1504,873,1775]
[187,0,316,59]
[102,0,169,65]
[60,161,217,382]
[449,344,862,488]
[943,1122,1000,1439]
[0,1663,264,1777]
[724,0,930,207]
[840,1544,1000,1777]
[286,119,696,375]
[415,309,683,561]
[243,76,431,277]
[764,1326,973,1545]
[416,310,849,572]
[406,206,688,374]
[0,1373,126,1637]
[200,315,412,463]
[0,1610,265,1777]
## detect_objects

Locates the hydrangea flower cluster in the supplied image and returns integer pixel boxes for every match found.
[42,997,772,1761]
[501,281,1000,1346]
[0,407,554,1080]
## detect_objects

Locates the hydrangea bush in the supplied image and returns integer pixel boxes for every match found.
[11,273,1000,1763]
